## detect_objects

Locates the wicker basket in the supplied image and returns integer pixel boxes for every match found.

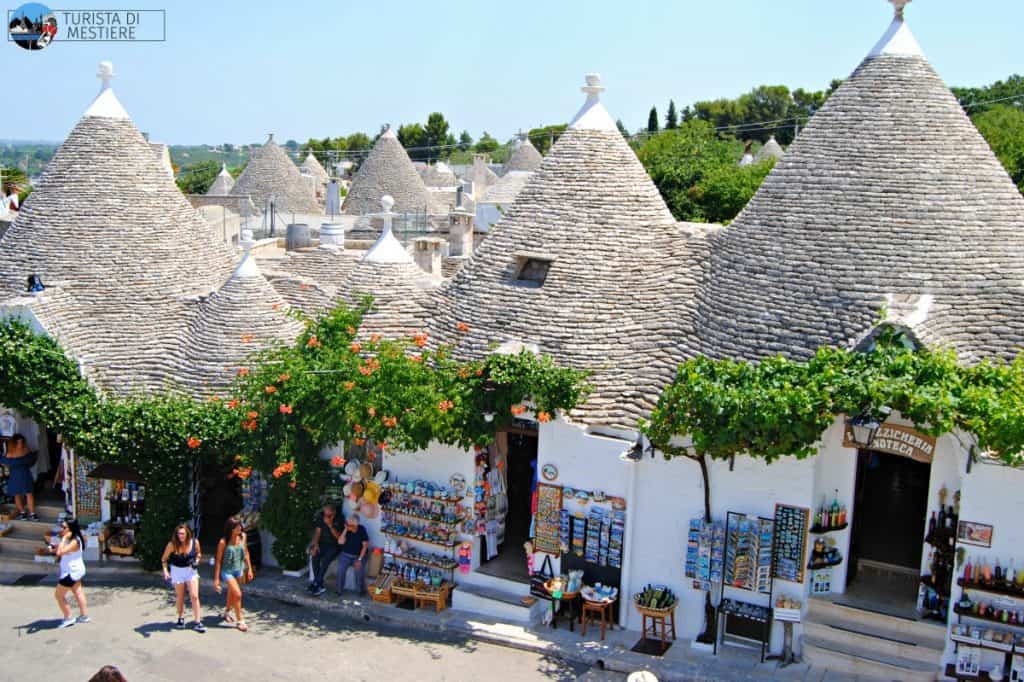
[108,544,135,557]
[633,597,677,618]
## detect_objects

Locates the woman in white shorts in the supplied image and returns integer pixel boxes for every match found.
[161,523,205,632]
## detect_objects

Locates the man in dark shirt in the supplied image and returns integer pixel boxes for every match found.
[336,513,369,597]
[307,504,341,596]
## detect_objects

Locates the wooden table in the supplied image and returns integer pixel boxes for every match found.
[581,598,616,640]
[548,590,581,631]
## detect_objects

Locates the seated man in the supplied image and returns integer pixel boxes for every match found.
[336,513,369,597]
[307,504,341,596]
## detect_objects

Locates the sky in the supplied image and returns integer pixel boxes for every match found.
[3,0,1022,145]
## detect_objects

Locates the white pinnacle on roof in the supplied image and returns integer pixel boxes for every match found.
[363,196,414,264]
[869,0,924,58]
[84,60,129,120]
[207,162,235,195]
[569,73,618,132]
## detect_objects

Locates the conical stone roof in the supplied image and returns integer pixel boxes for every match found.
[422,161,458,188]
[342,127,430,216]
[504,135,543,173]
[301,152,330,184]
[207,163,235,195]
[754,135,784,162]
[430,75,706,428]
[183,253,305,394]
[695,5,1024,363]
[0,63,241,393]
[230,134,320,214]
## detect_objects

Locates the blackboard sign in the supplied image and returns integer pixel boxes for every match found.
[534,483,563,555]
[772,503,809,584]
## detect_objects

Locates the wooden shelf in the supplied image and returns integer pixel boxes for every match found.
[382,507,460,527]
[958,578,1024,599]
[921,575,952,598]
[383,530,456,550]
[388,491,463,505]
[809,523,848,534]
[383,551,456,572]
[955,605,1024,628]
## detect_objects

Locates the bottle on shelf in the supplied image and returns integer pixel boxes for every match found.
[926,511,937,542]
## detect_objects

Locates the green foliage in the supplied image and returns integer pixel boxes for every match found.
[973,105,1024,191]
[665,100,678,130]
[954,74,1023,116]
[647,107,659,134]
[689,158,775,224]
[458,130,473,152]
[175,160,222,195]
[526,124,567,156]
[642,327,1024,468]
[473,131,499,155]
[636,119,745,222]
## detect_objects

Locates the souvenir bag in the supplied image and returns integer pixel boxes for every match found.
[529,554,555,599]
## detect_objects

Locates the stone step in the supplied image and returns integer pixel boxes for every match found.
[452,582,546,625]
[807,597,946,644]
[802,635,941,681]
[803,618,945,665]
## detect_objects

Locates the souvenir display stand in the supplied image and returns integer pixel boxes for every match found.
[766,503,810,667]
[86,463,144,559]
[949,557,1024,681]
[714,511,775,662]
[0,435,12,506]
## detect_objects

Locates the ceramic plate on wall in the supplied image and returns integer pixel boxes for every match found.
[541,463,558,481]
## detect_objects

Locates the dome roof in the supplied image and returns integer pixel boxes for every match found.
[342,127,430,215]
[504,135,543,173]
[207,163,236,195]
[695,5,1024,363]
[230,134,320,214]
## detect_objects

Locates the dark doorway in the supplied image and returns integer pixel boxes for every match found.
[478,430,537,582]
[198,462,242,552]
[849,450,930,577]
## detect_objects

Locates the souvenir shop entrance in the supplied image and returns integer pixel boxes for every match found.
[847,449,930,609]
[478,428,537,583]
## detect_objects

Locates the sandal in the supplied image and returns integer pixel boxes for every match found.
[222,612,234,624]
[236,621,248,632]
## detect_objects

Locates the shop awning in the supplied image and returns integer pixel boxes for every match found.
[86,463,143,482]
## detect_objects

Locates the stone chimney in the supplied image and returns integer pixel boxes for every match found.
[413,236,445,279]
[448,209,474,257]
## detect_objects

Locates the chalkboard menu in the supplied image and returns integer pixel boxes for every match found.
[772,503,810,583]
[533,483,563,555]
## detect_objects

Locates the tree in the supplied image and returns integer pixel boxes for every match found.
[973,105,1024,192]
[473,131,499,155]
[458,130,473,152]
[175,159,221,195]
[284,139,299,152]
[222,143,235,153]
[424,112,451,160]
[954,74,1024,115]
[666,100,678,130]
[526,124,567,155]
[397,123,427,160]
[689,158,775,224]
[636,119,745,222]
[737,85,792,143]
[345,133,372,153]
[647,106,659,134]
[616,119,630,139]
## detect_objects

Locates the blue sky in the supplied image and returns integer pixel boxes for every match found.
[4,0,1022,145]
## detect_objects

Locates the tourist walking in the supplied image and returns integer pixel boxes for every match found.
[214,516,253,632]
[336,513,369,597]
[49,517,89,628]
[1,433,38,520]
[161,523,206,632]
[308,503,342,596]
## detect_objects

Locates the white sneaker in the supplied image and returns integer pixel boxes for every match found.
[76,616,91,624]
[58,618,76,629]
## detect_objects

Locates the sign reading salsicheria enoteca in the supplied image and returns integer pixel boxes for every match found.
[843,423,937,463]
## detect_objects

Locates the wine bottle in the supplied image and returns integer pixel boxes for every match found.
[927,511,937,540]
[995,559,1003,583]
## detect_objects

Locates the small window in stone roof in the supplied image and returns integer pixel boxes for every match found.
[514,253,554,287]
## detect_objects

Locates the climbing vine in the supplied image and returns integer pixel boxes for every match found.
[229,300,588,569]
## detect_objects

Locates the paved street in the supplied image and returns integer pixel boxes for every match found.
[0,582,593,681]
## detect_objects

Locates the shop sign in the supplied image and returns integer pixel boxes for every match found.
[843,423,936,463]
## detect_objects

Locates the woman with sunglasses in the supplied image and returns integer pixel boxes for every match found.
[49,517,90,628]
[161,523,206,632]
[213,516,253,632]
